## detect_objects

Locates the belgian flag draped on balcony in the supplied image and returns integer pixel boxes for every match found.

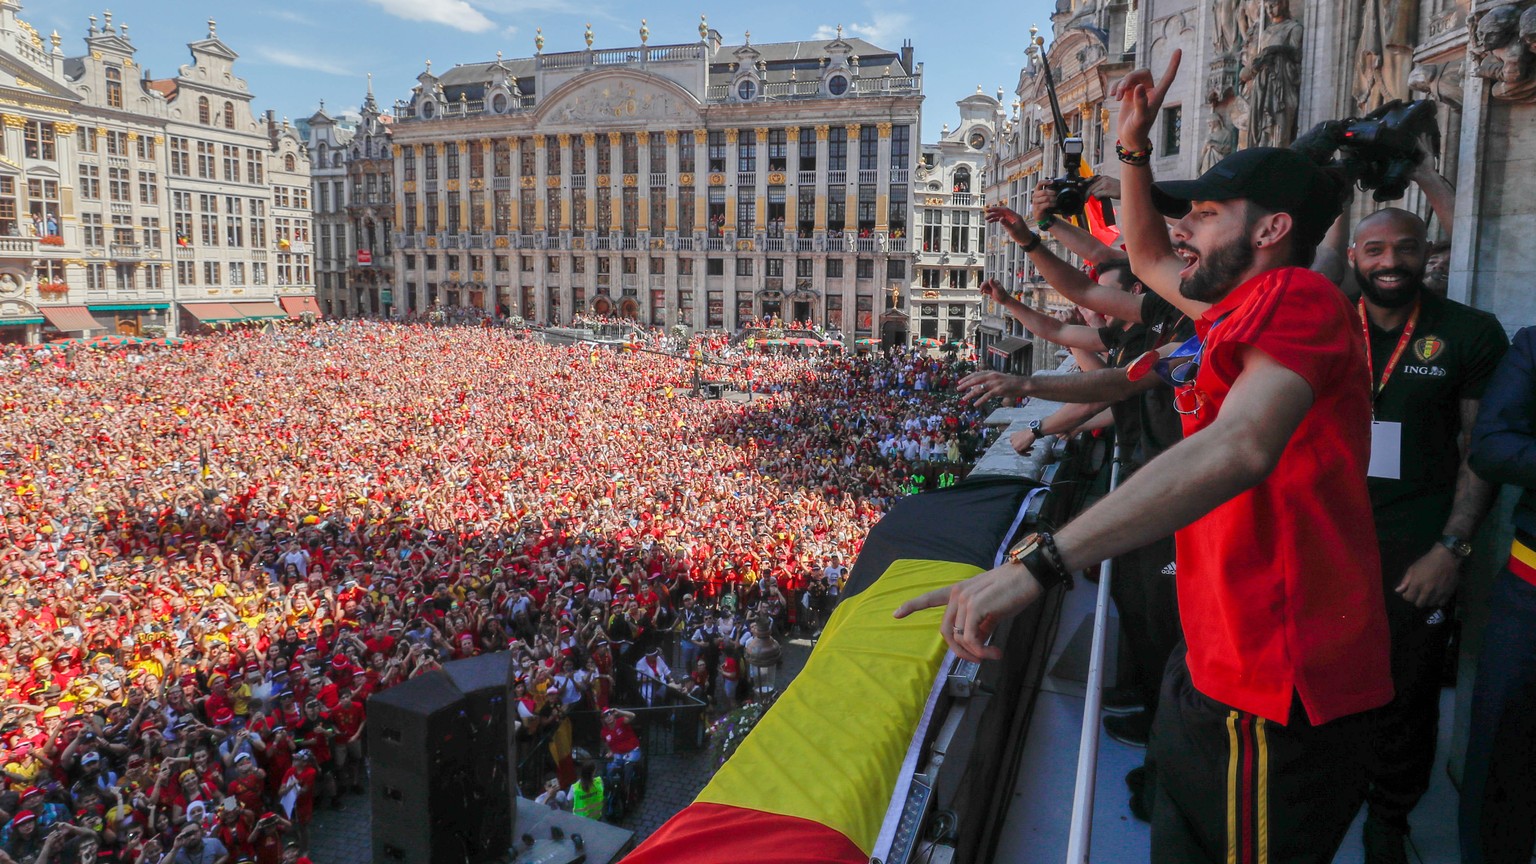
[621,477,1039,864]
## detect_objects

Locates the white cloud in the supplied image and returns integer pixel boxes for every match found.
[253,47,353,77]
[365,0,496,33]
[504,25,519,38]
[271,10,314,25]
[812,11,914,46]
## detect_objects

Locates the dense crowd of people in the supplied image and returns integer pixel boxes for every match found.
[0,322,986,861]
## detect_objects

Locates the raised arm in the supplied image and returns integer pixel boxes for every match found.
[985,206,1145,322]
[1110,51,1208,319]
[980,280,1109,352]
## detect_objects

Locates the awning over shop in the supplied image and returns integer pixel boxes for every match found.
[181,302,243,323]
[278,296,322,319]
[42,306,114,332]
[987,335,1032,358]
[0,318,43,327]
[228,301,288,320]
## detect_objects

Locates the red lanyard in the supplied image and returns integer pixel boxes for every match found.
[1359,296,1421,407]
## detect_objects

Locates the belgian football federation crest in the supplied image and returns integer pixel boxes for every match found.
[1414,335,1445,362]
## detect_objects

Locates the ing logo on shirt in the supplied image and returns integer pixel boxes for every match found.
[1413,335,1445,362]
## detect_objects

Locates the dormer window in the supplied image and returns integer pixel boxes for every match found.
[826,74,850,97]
[736,79,757,101]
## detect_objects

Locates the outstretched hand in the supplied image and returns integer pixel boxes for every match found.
[1112,49,1182,150]
[893,563,1044,662]
[956,370,1029,405]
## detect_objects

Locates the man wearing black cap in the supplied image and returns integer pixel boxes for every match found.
[898,51,1393,863]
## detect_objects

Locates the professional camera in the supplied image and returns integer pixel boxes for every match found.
[1045,136,1091,217]
[1290,99,1439,202]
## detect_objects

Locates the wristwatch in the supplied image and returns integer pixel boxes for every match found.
[1004,531,1073,591]
[1019,231,1043,253]
[1439,535,1473,560]
[1026,419,1044,435]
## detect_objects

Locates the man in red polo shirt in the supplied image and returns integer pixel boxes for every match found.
[899,52,1392,863]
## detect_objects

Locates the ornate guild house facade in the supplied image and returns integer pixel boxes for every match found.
[387,21,923,337]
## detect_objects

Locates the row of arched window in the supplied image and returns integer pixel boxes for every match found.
[197,96,238,130]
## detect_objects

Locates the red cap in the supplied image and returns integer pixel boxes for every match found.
[20,786,41,799]
[211,706,234,726]
[12,809,35,825]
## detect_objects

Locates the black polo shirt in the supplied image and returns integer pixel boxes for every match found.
[1367,289,1507,543]
[1099,291,1194,465]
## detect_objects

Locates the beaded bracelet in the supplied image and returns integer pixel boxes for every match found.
[1116,140,1152,166]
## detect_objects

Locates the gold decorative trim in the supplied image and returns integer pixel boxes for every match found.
[402,181,416,193]
[877,122,892,137]
[664,130,679,144]
[636,131,649,145]
[678,173,693,185]
[557,133,571,147]
[767,172,786,185]
[533,134,545,148]
[622,174,637,187]
[469,178,485,191]
[445,180,461,192]
[724,128,739,144]
[845,123,861,136]
[815,125,829,141]
[708,173,724,185]
[596,174,610,187]
[520,177,535,188]
[693,129,707,144]
[425,237,438,248]
[582,132,596,146]
[494,236,509,248]
[786,126,801,142]
[606,131,622,146]
[546,176,561,188]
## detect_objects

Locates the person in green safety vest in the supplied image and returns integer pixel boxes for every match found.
[907,472,926,495]
[571,761,605,821]
[937,470,958,489]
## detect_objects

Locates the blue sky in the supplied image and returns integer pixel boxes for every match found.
[37,0,1053,138]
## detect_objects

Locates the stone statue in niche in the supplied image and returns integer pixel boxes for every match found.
[1239,0,1304,146]
[1355,0,1421,112]
[1470,3,1536,102]
[1214,0,1244,57]
[1200,112,1240,173]
[1407,59,1466,110]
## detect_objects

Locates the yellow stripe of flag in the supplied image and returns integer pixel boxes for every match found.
[697,559,982,854]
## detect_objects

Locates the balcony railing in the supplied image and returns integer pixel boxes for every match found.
[858,170,880,184]
[110,244,142,260]
[0,236,38,256]
[797,171,817,186]
[827,170,847,185]
[648,173,668,187]
[737,172,756,188]
[890,169,910,185]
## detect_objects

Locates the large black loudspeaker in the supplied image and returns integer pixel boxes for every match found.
[369,654,516,864]
[443,653,515,857]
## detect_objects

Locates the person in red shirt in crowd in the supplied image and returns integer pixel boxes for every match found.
[279,751,318,853]
[902,55,1392,864]
[327,689,366,796]
[248,812,294,864]
[599,708,642,767]
[227,753,267,814]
